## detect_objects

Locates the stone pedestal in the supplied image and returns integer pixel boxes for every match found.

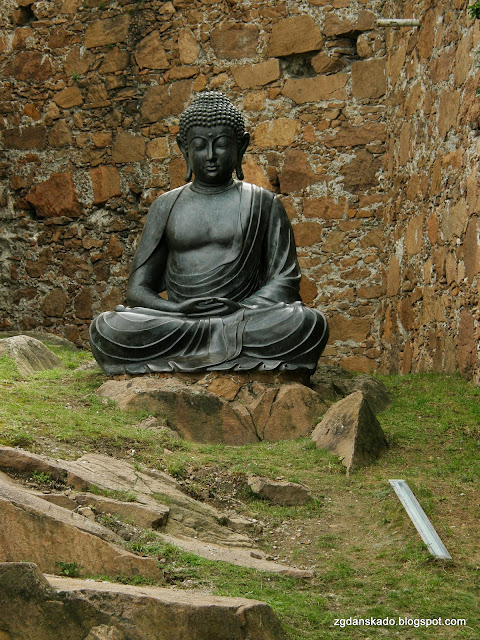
[98,372,328,446]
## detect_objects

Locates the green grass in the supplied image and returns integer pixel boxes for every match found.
[0,346,479,639]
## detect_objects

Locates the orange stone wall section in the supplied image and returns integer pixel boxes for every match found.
[0,0,478,380]
[381,0,480,380]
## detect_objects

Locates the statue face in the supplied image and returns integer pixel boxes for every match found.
[185,125,238,186]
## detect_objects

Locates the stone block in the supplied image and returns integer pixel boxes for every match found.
[325,122,386,147]
[322,230,346,253]
[74,288,93,320]
[134,31,169,69]
[454,30,473,86]
[323,11,376,37]
[351,59,386,99]
[254,118,300,148]
[232,59,280,89]
[4,51,52,81]
[41,289,68,318]
[178,28,199,64]
[65,46,93,75]
[54,86,83,109]
[441,198,468,241]
[241,155,271,190]
[140,80,192,124]
[300,276,318,304]
[328,314,371,343]
[405,215,423,255]
[169,157,187,189]
[457,309,477,376]
[0,479,160,580]
[146,137,169,159]
[339,356,377,374]
[90,166,122,204]
[292,221,323,247]
[311,53,345,74]
[304,196,347,220]
[438,88,460,139]
[49,120,73,148]
[278,149,321,193]
[85,15,130,48]
[27,172,82,218]
[342,149,381,193]
[268,15,322,57]
[311,391,388,471]
[210,23,259,59]
[112,132,146,163]
[100,47,130,73]
[282,74,348,104]
[3,126,47,150]
[462,217,480,281]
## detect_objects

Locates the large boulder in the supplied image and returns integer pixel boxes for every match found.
[97,374,328,445]
[0,562,288,640]
[311,391,388,472]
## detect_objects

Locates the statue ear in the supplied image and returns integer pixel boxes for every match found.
[177,136,192,182]
[235,132,250,181]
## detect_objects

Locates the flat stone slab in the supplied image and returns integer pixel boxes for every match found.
[0,562,288,640]
[0,446,312,577]
[98,372,328,445]
[0,471,160,580]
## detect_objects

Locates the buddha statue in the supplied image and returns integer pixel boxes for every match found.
[90,92,329,375]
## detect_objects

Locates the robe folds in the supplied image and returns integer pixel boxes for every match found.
[90,182,329,375]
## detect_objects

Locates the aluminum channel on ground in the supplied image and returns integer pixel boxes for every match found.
[389,479,452,560]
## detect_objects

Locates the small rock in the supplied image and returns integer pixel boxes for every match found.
[248,475,312,506]
[76,506,96,521]
[311,391,388,472]
[311,364,392,415]
[0,335,64,376]
[279,568,314,579]
[85,626,126,640]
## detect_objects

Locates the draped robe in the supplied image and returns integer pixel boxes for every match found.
[90,182,329,375]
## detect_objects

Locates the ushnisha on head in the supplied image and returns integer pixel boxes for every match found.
[177,91,250,184]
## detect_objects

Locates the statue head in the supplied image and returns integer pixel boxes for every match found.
[177,92,250,184]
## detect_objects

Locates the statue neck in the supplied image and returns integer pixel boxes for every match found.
[190,178,236,194]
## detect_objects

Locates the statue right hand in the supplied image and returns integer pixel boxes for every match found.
[176,297,241,317]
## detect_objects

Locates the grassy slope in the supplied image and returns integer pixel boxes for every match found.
[0,348,479,639]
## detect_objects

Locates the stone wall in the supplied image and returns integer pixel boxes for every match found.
[381,0,480,380]
[0,0,478,378]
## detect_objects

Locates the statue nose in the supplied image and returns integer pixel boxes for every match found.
[206,142,216,160]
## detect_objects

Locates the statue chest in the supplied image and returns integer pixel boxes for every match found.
[166,188,242,252]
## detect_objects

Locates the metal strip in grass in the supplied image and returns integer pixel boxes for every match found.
[389,479,452,560]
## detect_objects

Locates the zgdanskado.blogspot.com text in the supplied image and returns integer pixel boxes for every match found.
[333,617,467,629]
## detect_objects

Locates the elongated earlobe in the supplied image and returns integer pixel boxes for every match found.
[184,163,192,182]
[235,160,244,180]
[236,132,250,180]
